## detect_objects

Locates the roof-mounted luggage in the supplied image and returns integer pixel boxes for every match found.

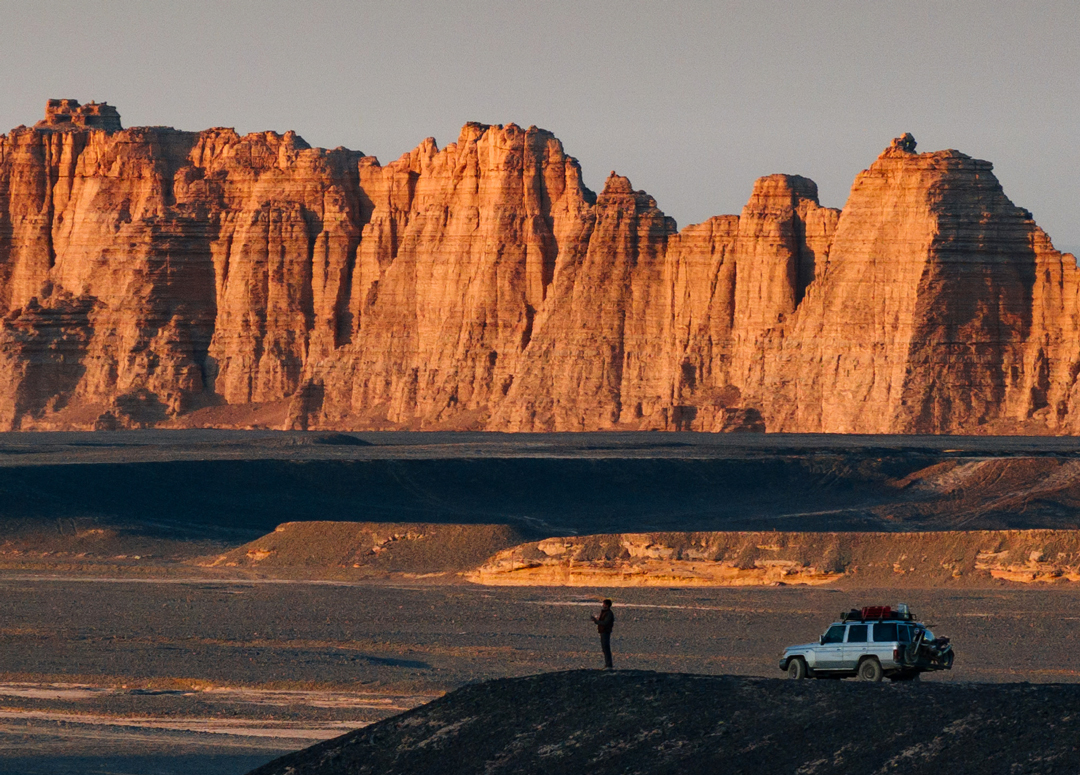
[840,604,915,622]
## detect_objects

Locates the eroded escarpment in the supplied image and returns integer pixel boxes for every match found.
[188,519,1080,588]
[466,529,1080,588]
[1,106,1077,433]
[10,517,1080,587]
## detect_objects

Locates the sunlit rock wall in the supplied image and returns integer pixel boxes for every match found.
[0,106,1076,434]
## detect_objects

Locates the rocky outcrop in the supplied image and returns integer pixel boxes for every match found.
[35,99,122,132]
[669,174,839,432]
[0,117,364,428]
[762,134,1059,434]
[318,123,598,430]
[467,529,1080,588]
[491,172,676,431]
[0,103,1077,434]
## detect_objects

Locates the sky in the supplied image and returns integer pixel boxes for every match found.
[2,0,1078,249]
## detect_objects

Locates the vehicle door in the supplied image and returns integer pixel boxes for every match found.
[813,624,846,670]
[841,623,869,669]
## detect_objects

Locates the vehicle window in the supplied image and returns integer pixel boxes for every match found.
[822,625,846,644]
[846,624,868,643]
[873,622,898,642]
[898,626,911,643]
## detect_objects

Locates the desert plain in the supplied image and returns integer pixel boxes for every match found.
[4,431,1080,773]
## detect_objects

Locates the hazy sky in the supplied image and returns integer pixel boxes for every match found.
[3,0,1078,248]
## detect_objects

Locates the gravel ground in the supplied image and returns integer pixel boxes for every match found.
[4,580,1080,772]
[249,670,1080,775]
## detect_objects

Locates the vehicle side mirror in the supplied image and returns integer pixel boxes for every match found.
[819,635,825,644]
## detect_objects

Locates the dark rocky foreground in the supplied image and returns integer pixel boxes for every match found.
[249,670,1080,775]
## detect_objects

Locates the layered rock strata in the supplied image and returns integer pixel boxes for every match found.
[467,529,1080,588]
[0,106,1076,433]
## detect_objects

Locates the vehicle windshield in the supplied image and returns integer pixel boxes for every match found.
[821,624,845,644]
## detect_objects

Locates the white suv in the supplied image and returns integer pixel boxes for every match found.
[778,605,954,682]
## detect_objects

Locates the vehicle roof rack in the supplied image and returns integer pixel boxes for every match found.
[840,605,915,622]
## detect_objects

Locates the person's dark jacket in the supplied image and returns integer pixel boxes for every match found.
[594,608,614,634]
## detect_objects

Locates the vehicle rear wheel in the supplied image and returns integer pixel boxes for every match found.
[787,657,808,680]
[857,657,883,682]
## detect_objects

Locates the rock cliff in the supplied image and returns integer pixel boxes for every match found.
[763,134,1060,434]
[0,104,1076,433]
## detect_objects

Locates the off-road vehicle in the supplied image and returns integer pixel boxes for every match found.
[778,605,954,682]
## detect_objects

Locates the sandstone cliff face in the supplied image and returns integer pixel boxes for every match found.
[762,135,1058,434]
[0,105,1076,434]
[322,123,598,430]
[492,172,676,431]
[0,119,365,428]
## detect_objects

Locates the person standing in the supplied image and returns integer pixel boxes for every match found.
[591,599,615,669]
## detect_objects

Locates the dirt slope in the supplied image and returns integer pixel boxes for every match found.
[203,521,524,578]
[247,670,1080,775]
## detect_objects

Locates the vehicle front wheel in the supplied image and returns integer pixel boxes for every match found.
[787,657,808,680]
[857,658,883,682]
